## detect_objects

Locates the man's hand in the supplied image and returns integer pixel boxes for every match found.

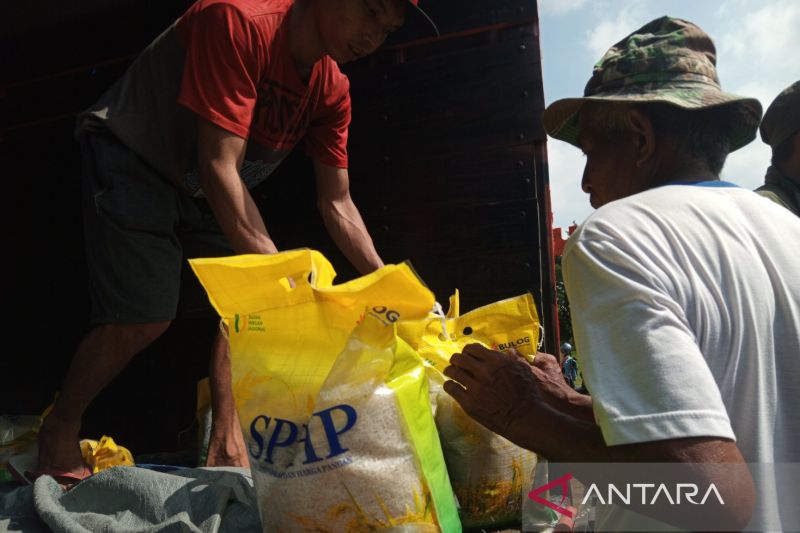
[206,420,249,468]
[443,343,546,447]
[520,350,595,422]
[517,350,572,401]
[443,344,596,453]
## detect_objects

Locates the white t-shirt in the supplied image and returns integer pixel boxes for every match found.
[563,182,800,531]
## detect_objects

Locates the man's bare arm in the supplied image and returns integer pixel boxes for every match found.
[196,118,274,468]
[444,344,755,531]
[314,160,384,274]
[197,119,278,255]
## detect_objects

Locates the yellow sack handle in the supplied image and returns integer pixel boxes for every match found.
[446,289,460,319]
[189,249,337,316]
[190,249,434,321]
[398,291,540,380]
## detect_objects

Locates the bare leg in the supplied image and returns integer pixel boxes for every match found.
[205,329,248,467]
[37,322,170,477]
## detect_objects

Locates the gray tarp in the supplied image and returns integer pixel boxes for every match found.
[0,466,260,532]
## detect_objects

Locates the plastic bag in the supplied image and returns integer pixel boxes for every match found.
[190,249,460,532]
[397,291,541,529]
[0,415,41,482]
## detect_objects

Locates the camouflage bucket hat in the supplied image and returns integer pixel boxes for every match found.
[542,16,762,152]
[760,80,800,148]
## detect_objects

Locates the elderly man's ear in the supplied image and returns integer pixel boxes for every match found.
[627,108,656,168]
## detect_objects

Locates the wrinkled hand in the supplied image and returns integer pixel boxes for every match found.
[443,343,547,448]
[511,349,595,422]
[520,350,577,407]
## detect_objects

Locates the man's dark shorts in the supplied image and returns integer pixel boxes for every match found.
[80,131,232,324]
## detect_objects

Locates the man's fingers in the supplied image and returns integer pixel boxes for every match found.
[460,343,511,370]
[461,342,500,360]
[442,379,477,412]
[508,347,536,365]
[529,365,546,380]
[449,351,489,375]
[442,379,466,401]
[443,363,480,390]
[442,379,485,422]
[532,351,560,370]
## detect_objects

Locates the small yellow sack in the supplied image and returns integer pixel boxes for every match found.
[190,249,460,532]
[397,291,540,529]
[80,436,135,473]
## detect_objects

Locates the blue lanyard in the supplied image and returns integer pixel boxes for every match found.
[661,180,740,188]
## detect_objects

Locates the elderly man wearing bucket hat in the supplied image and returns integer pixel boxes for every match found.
[444,16,800,532]
[756,81,800,216]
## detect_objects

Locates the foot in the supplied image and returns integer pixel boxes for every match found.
[25,466,92,491]
[205,424,249,467]
[36,416,90,488]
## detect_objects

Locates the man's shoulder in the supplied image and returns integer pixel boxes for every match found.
[310,58,351,113]
[563,185,729,258]
[566,194,660,245]
[755,183,800,216]
[229,0,292,24]
[321,58,350,91]
[755,184,791,204]
[577,184,747,234]
[195,0,290,16]
[184,0,290,34]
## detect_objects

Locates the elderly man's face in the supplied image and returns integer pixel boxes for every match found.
[577,112,644,208]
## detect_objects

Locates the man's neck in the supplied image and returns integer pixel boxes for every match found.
[289,0,325,79]
[775,161,800,186]
[646,137,719,189]
[654,163,718,188]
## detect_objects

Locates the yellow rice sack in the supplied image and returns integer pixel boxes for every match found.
[190,250,460,532]
[397,291,540,529]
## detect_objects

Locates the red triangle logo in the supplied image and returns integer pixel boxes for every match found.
[528,472,575,518]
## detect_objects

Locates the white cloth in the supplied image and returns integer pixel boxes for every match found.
[563,183,800,531]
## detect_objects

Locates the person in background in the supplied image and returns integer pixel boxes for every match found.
[444,16,800,532]
[560,342,578,389]
[32,0,437,487]
[756,80,800,216]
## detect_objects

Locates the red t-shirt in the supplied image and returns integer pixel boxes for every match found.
[175,0,351,169]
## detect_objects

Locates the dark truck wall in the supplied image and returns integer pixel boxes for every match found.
[0,0,556,456]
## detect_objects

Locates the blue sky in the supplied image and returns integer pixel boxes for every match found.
[538,0,800,229]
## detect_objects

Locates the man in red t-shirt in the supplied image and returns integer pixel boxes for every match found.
[30,0,437,485]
